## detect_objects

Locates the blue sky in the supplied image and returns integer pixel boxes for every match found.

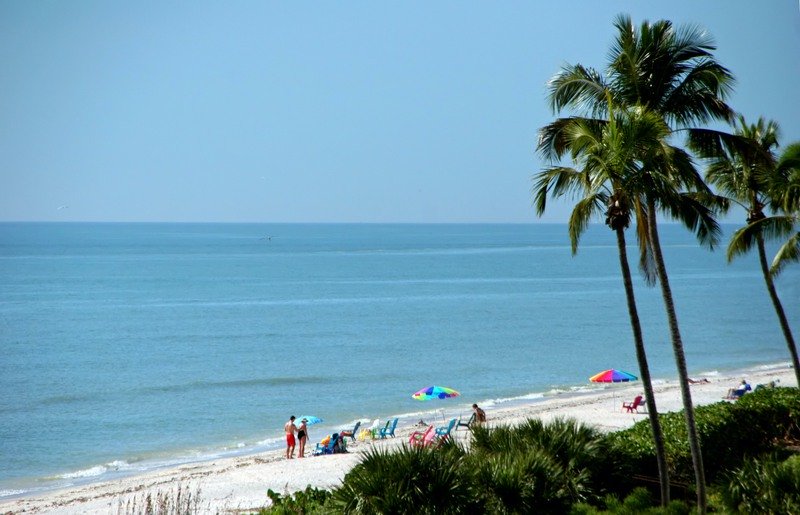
[2,1,799,223]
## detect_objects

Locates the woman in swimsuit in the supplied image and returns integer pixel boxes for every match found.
[297,418,308,458]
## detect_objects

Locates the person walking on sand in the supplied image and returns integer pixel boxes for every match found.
[284,416,297,459]
[297,418,308,458]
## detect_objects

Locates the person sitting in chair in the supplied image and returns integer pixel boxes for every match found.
[725,379,751,399]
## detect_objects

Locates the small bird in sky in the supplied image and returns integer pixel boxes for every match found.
[57,205,69,210]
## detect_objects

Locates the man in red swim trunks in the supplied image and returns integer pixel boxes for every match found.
[284,416,297,459]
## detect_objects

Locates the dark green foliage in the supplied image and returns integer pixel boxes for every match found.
[473,449,570,514]
[280,391,799,513]
[260,486,332,514]
[331,444,479,514]
[332,418,611,514]
[717,455,800,514]
[571,488,691,515]
[470,418,610,505]
[606,387,800,485]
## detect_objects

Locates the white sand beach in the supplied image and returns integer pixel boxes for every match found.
[2,364,795,514]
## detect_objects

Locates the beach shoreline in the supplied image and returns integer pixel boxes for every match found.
[1,362,795,514]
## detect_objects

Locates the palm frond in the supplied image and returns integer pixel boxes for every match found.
[538,117,609,162]
[632,199,656,285]
[772,142,800,212]
[688,128,756,162]
[658,191,721,249]
[771,231,800,277]
[547,65,608,116]
[568,193,605,254]
[705,159,750,205]
[538,118,576,161]
[776,142,800,175]
[727,215,795,262]
[663,60,735,125]
[531,166,586,216]
[727,224,758,262]
[757,215,798,241]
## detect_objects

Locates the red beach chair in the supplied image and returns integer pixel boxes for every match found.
[622,395,643,413]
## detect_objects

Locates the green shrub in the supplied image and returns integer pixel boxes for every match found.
[259,486,332,514]
[570,487,691,514]
[473,448,570,514]
[605,387,800,485]
[331,444,480,514]
[470,418,612,509]
[717,454,800,514]
[325,390,800,513]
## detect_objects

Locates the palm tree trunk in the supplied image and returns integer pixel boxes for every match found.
[615,227,670,505]
[646,201,707,513]
[756,233,800,387]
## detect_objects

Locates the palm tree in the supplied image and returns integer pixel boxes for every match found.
[541,15,735,512]
[534,105,671,505]
[697,117,800,387]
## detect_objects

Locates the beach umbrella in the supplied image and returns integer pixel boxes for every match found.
[412,385,460,400]
[589,369,637,410]
[297,416,323,426]
[589,369,637,383]
[412,385,460,422]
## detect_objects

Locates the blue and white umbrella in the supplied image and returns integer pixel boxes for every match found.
[298,416,323,425]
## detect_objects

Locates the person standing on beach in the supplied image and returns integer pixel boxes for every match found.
[297,418,308,458]
[284,416,297,459]
[472,404,486,425]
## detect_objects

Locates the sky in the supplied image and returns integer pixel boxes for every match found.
[2,1,799,223]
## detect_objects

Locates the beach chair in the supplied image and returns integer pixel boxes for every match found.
[622,395,643,413]
[724,381,752,400]
[312,432,339,456]
[435,418,457,442]
[379,418,399,439]
[456,413,475,430]
[724,389,746,400]
[409,425,436,448]
[340,421,361,442]
[366,419,381,439]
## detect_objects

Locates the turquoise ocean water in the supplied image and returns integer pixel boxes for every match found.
[1,222,798,497]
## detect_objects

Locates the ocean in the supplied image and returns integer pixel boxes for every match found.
[1,222,797,497]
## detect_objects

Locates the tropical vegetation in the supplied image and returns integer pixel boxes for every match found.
[257,387,800,514]
[537,14,737,511]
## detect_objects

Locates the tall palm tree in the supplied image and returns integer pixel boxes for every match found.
[541,15,735,512]
[697,117,800,387]
[534,105,671,505]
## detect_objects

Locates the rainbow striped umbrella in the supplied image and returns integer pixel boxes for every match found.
[412,385,460,401]
[589,369,637,383]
